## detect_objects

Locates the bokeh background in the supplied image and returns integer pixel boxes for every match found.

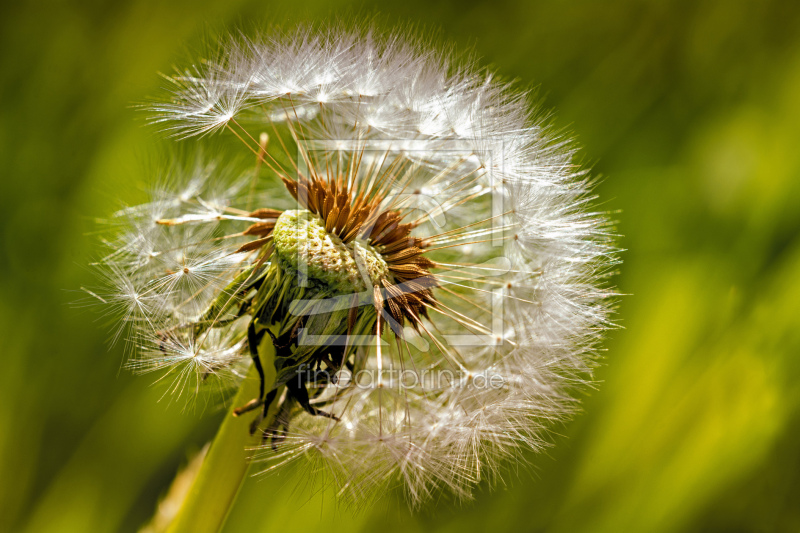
[2,1,800,532]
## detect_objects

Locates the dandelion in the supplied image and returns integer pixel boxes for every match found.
[92,24,616,530]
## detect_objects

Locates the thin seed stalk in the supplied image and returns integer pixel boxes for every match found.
[166,326,278,533]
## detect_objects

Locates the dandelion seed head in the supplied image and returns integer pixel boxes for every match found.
[93,24,618,506]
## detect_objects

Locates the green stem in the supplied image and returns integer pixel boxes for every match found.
[166,328,277,533]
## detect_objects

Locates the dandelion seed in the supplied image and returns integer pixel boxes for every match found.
[93,25,617,507]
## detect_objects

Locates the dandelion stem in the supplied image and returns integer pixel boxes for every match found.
[165,325,277,533]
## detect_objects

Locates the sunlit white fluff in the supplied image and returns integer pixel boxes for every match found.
[94,25,617,506]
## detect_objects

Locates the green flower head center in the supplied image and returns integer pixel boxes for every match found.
[272,209,389,293]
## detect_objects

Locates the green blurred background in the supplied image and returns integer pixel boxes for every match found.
[2,0,800,531]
